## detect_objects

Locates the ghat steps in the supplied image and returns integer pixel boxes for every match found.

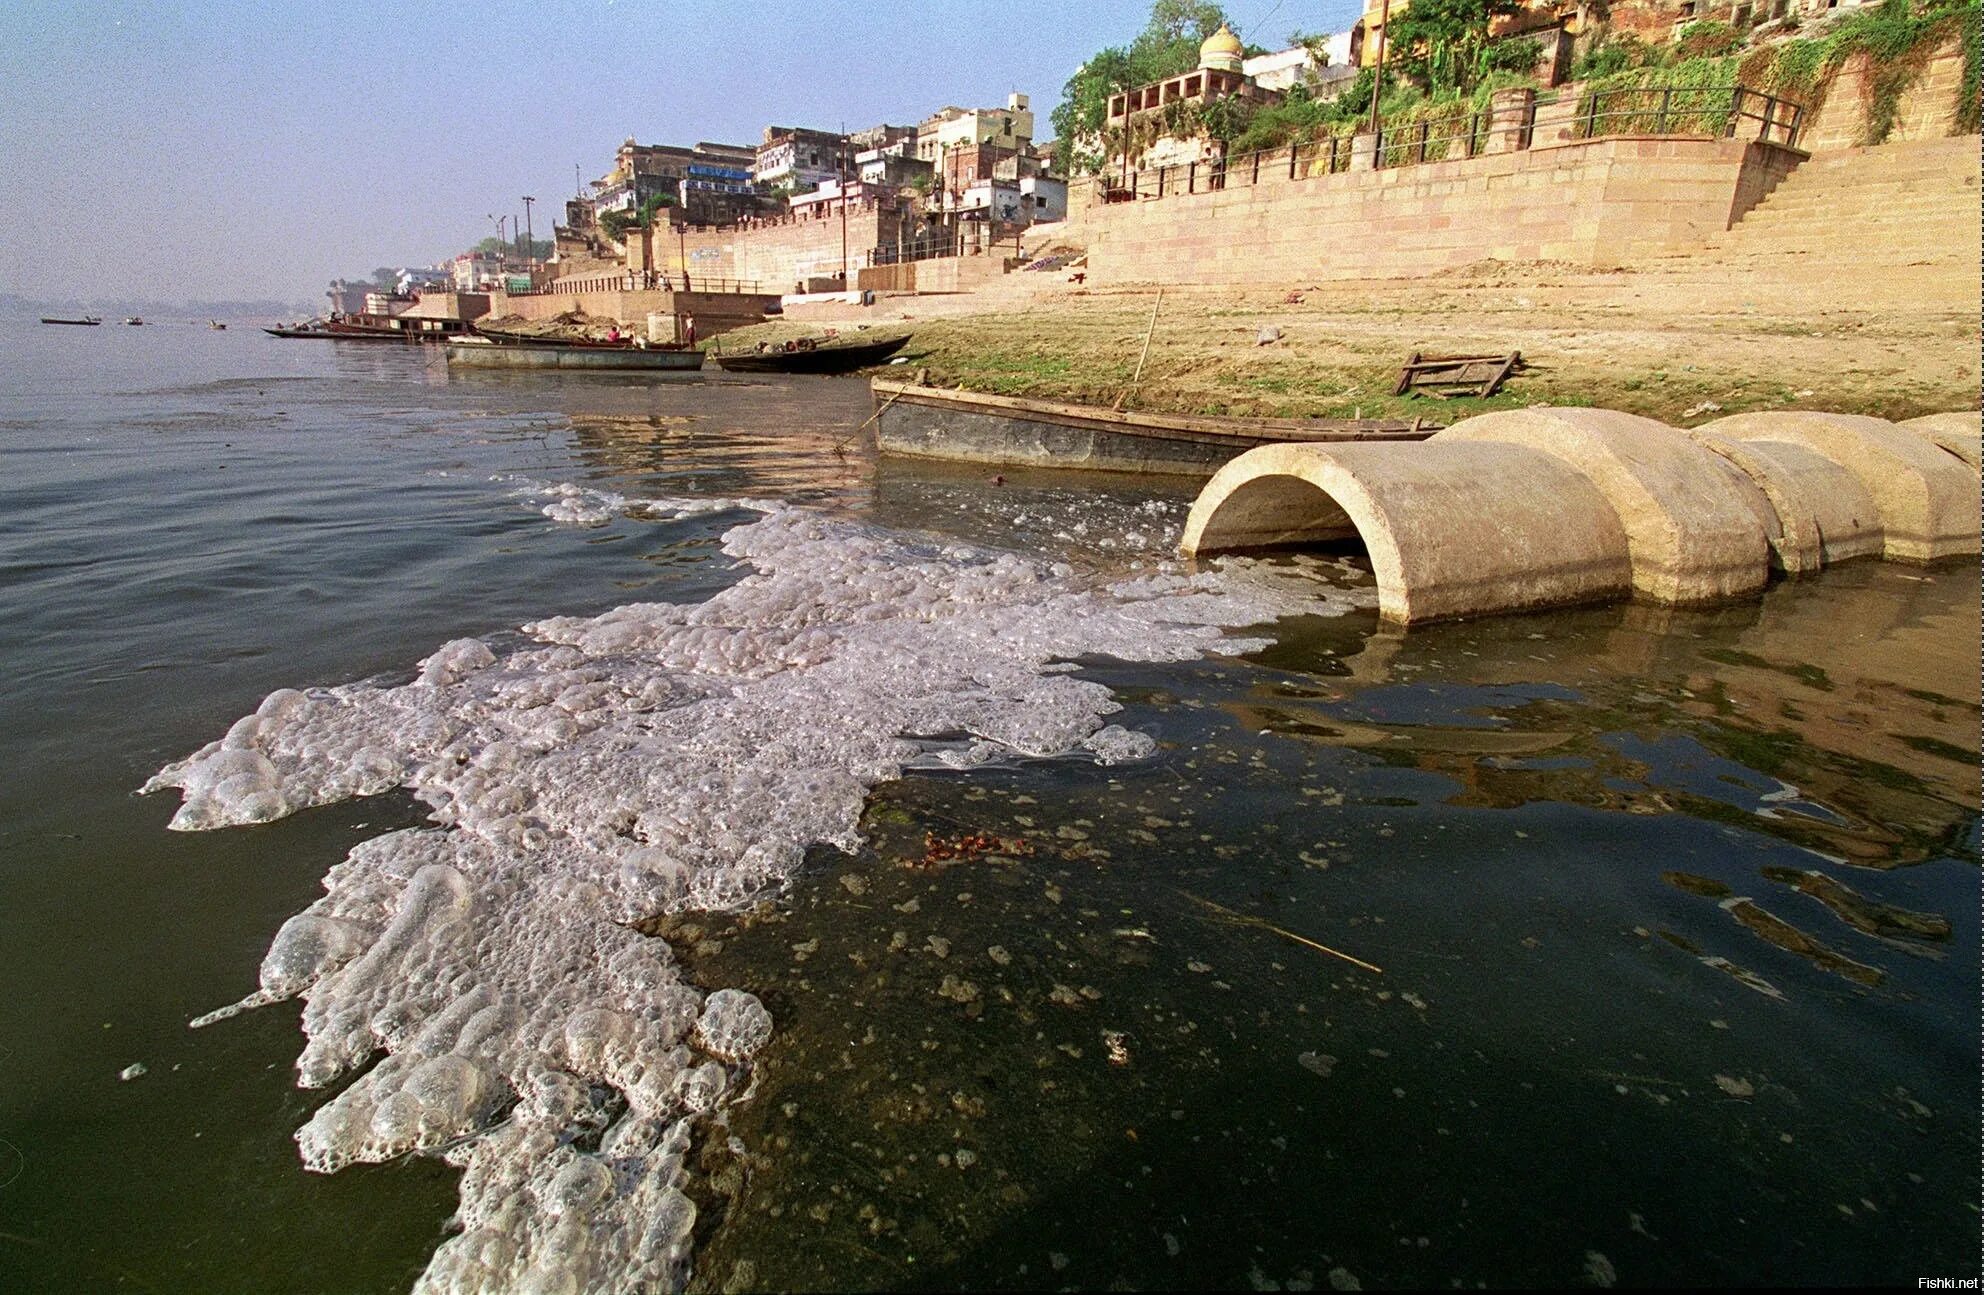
[1644,136,1981,293]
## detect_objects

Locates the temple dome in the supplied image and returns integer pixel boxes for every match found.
[1199,23,1244,72]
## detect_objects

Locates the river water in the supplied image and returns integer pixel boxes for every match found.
[0,323,1975,1292]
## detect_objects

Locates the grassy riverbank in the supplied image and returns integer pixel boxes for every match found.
[714,262,1979,425]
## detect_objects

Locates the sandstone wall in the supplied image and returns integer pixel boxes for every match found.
[1085,135,1802,285]
[1796,37,1970,152]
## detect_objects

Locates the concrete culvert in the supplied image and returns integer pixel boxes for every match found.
[1179,440,1631,624]
[1897,411,1982,472]
[1702,411,1979,562]
[1683,430,1883,574]
[1435,408,1773,605]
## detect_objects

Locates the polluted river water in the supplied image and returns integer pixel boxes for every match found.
[0,324,1976,1291]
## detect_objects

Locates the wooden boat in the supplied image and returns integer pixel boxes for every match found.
[712,334,911,375]
[40,315,101,326]
[122,317,144,326]
[471,326,658,350]
[264,324,396,340]
[444,337,704,371]
[208,321,227,330]
[870,379,1438,477]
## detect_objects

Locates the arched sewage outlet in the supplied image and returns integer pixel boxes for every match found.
[1180,440,1632,625]
[1898,411,1982,473]
[1435,408,1773,605]
[1701,411,1981,563]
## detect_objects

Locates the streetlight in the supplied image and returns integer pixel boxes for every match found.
[521,196,536,266]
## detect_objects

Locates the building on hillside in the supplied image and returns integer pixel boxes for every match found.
[1243,33,1359,95]
[788,178,896,219]
[592,137,768,226]
[857,148,935,189]
[755,126,850,191]
[1020,174,1069,223]
[915,95,1036,163]
[849,123,918,154]
[1104,24,1287,175]
[1602,0,1847,41]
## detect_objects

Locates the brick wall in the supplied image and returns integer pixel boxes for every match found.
[1084,135,1802,285]
[1797,37,1970,152]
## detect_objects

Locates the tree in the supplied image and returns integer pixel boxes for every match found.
[1050,0,1241,172]
[1384,0,1522,95]
[472,235,551,259]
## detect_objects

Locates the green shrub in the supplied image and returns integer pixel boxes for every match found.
[1675,21,1743,60]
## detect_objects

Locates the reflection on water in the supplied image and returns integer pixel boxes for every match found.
[661,557,1977,1291]
[0,330,1974,1292]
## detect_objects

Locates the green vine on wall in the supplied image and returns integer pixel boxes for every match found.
[1739,0,1978,145]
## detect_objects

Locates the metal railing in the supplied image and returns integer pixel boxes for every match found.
[511,272,768,296]
[1373,108,1508,169]
[1570,85,1804,148]
[1105,134,1358,202]
[1097,82,1804,206]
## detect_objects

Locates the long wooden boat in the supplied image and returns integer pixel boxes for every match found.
[40,316,101,326]
[445,337,704,371]
[471,325,659,349]
[871,379,1438,477]
[264,324,399,340]
[712,334,910,375]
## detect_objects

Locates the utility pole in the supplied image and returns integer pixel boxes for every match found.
[838,128,849,286]
[521,196,535,265]
[1367,0,1392,139]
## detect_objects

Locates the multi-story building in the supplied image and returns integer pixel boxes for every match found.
[849,123,917,155]
[857,148,935,189]
[915,94,1035,164]
[592,137,766,226]
[755,126,850,192]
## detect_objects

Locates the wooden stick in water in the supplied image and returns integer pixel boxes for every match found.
[1178,890,1384,975]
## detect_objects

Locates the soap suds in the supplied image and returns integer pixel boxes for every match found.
[148,498,1370,1291]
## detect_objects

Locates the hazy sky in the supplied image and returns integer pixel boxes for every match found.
[2,0,1362,301]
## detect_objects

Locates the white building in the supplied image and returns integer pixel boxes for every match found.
[1019,175,1068,224]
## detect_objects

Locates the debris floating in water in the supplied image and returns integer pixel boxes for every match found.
[145,497,1372,1293]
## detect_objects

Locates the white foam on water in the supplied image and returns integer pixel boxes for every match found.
[505,476,767,529]
[146,498,1372,1292]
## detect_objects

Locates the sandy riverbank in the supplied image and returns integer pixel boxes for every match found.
[710,259,1979,426]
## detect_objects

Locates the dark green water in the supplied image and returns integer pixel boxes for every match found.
[0,323,1975,1291]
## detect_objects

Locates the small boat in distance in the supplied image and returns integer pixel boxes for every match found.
[123,317,144,326]
[40,315,102,326]
[870,378,1438,477]
[208,320,227,330]
[712,333,911,375]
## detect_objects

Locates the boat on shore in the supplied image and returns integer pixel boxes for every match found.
[869,379,1439,476]
[712,333,911,375]
[444,336,704,371]
[40,315,101,326]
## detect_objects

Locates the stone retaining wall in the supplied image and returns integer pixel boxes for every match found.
[1085,135,1806,285]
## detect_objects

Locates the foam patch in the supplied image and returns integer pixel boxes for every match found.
[148,499,1372,1290]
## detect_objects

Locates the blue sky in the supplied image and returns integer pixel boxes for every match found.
[2,0,1363,301]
